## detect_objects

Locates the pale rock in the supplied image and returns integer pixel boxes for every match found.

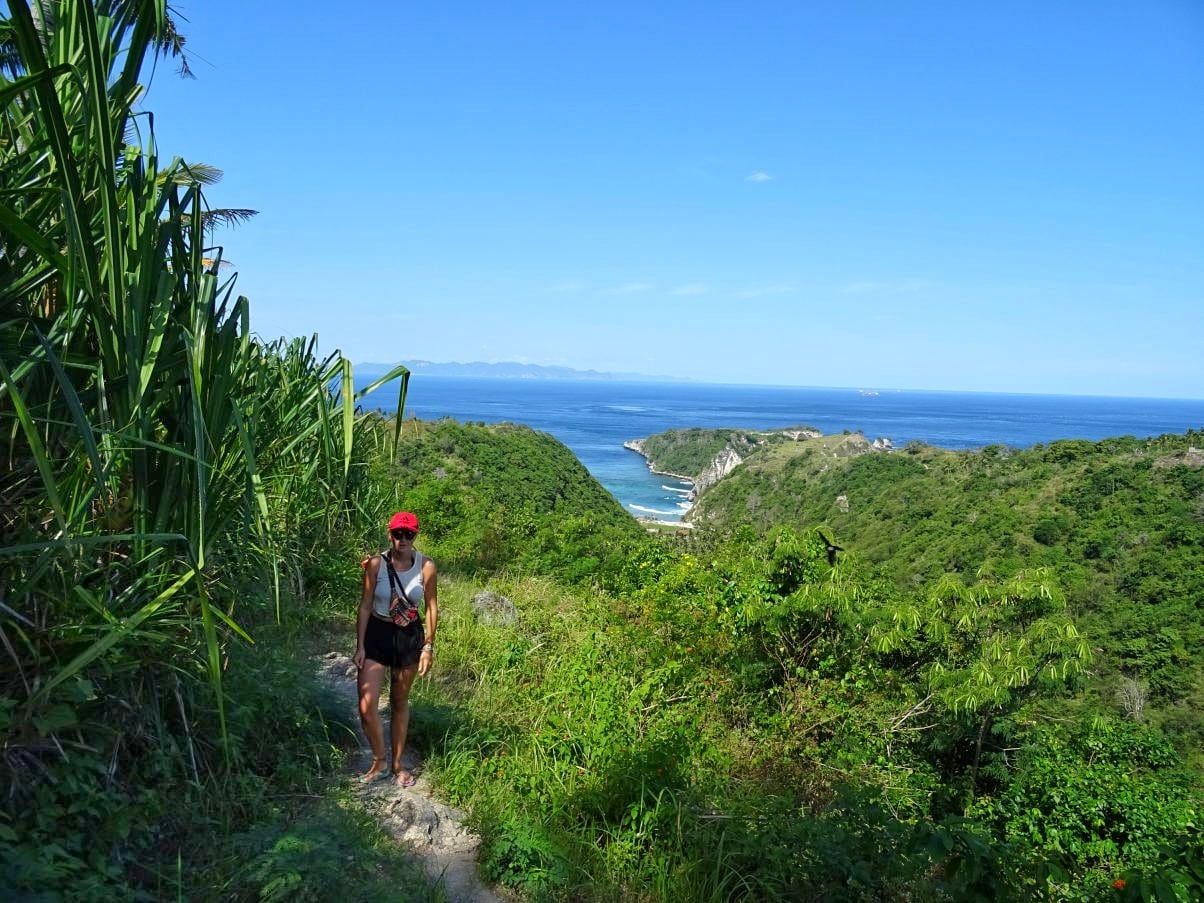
[1154,446,1204,469]
[783,429,823,441]
[471,590,518,626]
[832,434,873,458]
[690,444,745,500]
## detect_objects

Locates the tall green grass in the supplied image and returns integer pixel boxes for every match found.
[1,1,406,893]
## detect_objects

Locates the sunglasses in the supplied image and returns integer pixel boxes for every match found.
[390,528,416,541]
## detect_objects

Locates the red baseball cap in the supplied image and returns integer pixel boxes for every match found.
[388,511,420,533]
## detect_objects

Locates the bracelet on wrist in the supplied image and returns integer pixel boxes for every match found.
[422,642,434,651]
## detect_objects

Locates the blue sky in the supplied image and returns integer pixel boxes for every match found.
[145,1,1204,398]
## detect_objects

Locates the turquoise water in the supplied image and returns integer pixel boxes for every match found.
[357,378,1204,522]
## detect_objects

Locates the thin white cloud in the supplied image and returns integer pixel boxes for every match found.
[602,282,653,295]
[736,284,795,298]
[746,171,774,183]
[672,283,708,296]
[844,279,932,294]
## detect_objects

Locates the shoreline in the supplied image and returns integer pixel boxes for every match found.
[628,504,694,527]
[622,438,697,525]
[635,517,695,530]
[649,466,695,482]
[622,438,698,484]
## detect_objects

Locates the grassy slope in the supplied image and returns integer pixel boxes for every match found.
[413,521,1200,902]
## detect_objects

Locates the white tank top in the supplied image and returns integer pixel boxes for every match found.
[371,550,426,619]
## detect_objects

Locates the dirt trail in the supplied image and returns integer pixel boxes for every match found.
[314,651,505,903]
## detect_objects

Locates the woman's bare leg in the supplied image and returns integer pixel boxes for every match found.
[389,664,420,781]
[357,659,388,778]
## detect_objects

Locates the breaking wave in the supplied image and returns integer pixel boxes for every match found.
[628,504,681,516]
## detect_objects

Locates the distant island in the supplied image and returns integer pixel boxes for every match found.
[355,360,691,382]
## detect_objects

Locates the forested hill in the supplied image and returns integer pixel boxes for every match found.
[411,419,1201,899]
[631,425,823,478]
[646,426,1204,767]
[384,418,647,583]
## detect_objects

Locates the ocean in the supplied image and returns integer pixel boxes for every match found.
[357,378,1204,523]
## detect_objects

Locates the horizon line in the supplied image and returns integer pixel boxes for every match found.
[352,360,1204,404]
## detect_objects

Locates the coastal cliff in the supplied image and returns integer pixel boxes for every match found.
[625,426,901,526]
[624,439,696,480]
[625,426,853,505]
[692,443,746,497]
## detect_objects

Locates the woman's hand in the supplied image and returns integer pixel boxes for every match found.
[353,647,365,669]
[418,646,433,677]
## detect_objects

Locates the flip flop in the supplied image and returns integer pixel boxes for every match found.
[357,759,389,784]
[392,770,417,788]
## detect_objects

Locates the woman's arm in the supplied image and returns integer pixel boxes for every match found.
[418,558,438,676]
[353,556,379,669]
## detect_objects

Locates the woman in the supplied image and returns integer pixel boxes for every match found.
[353,510,438,787]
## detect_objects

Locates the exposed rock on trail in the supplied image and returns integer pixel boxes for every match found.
[314,651,504,903]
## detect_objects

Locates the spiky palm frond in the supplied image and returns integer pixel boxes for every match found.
[170,160,223,185]
[159,6,194,79]
[198,207,258,232]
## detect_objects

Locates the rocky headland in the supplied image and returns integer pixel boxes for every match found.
[622,438,693,482]
[625,427,894,518]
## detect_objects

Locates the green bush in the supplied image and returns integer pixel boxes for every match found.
[975,721,1199,892]
[481,817,574,899]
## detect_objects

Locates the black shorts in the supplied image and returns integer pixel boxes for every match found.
[364,616,425,669]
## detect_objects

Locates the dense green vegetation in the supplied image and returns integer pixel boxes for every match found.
[5,3,1200,901]
[383,421,1202,901]
[636,426,819,479]
[384,417,648,585]
[675,430,1204,771]
[1,4,422,897]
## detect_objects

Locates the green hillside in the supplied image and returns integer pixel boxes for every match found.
[376,422,1202,900]
[385,418,648,584]
[636,426,819,477]
[665,429,1204,766]
[415,443,1202,900]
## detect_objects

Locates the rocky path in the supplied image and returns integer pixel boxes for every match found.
[314,651,505,903]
